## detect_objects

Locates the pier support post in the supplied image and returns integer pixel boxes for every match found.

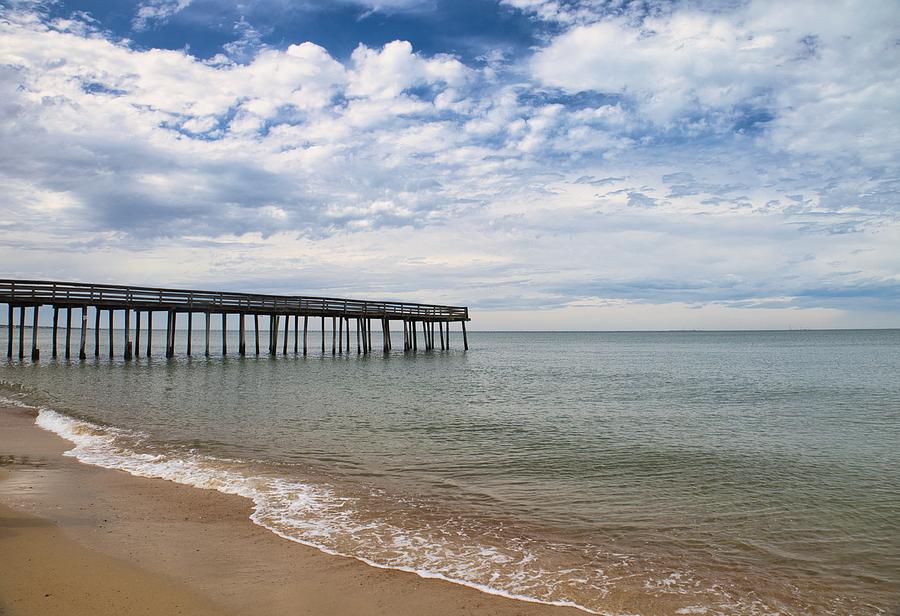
[331,317,336,355]
[338,317,343,353]
[222,313,227,356]
[108,309,114,358]
[124,308,132,360]
[361,319,367,354]
[367,319,372,352]
[294,315,298,354]
[165,311,173,358]
[283,315,289,355]
[65,307,72,359]
[357,318,361,354]
[205,313,211,356]
[382,319,388,352]
[239,314,246,356]
[18,306,24,359]
[439,322,445,350]
[462,321,468,350]
[303,316,308,356]
[135,311,141,358]
[271,315,279,356]
[346,318,351,353]
[79,307,88,360]
[94,308,100,357]
[146,311,152,357]
[6,305,12,358]
[30,305,40,361]
[186,312,192,356]
[321,317,325,354]
[421,321,428,350]
[254,315,260,355]
[52,306,59,358]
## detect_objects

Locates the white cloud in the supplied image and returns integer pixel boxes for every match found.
[0,4,897,325]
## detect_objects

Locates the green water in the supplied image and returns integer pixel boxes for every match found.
[2,328,898,614]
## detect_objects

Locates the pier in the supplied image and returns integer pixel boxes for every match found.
[1,279,469,360]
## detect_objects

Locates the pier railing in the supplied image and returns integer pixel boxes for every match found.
[0,279,468,321]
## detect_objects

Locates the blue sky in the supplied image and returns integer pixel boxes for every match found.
[1,0,898,329]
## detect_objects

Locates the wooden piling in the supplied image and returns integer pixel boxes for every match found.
[239,314,246,356]
[462,321,468,350]
[17,305,24,359]
[79,307,88,360]
[357,318,361,354]
[205,312,211,356]
[321,317,325,354]
[6,305,12,358]
[95,307,101,357]
[135,311,141,358]
[338,317,343,354]
[439,321,445,350]
[331,317,336,355]
[52,306,59,357]
[165,311,173,358]
[303,316,308,356]
[294,315,298,354]
[271,315,279,356]
[361,318,367,354]
[108,309,114,358]
[186,312,192,356]
[31,305,40,361]
[367,319,372,351]
[124,308,132,360]
[283,314,289,355]
[222,313,227,355]
[254,314,260,355]
[146,311,152,357]
[65,306,72,359]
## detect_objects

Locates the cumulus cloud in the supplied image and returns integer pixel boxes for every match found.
[0,1,898,326]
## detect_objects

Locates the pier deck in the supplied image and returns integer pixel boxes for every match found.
[1,279,469,360]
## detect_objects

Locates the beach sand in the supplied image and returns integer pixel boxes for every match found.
[0,404,583,616]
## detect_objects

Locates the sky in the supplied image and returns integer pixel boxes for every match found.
[0,0,898,330]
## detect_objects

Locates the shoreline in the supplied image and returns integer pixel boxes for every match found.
[0,404,585,616]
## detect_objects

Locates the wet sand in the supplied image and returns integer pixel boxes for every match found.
[0,404,583,616]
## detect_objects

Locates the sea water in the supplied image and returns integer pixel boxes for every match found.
[1,328,898,614]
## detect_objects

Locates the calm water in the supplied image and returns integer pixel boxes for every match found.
[2,327,898,615]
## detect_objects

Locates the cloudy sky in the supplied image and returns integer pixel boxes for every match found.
[1,0,898,329]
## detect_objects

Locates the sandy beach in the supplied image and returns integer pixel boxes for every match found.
[0,404,582,616]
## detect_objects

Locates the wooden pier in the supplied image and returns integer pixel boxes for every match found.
[1,279,469,361]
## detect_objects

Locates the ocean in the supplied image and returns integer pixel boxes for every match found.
[1,328,898,615]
